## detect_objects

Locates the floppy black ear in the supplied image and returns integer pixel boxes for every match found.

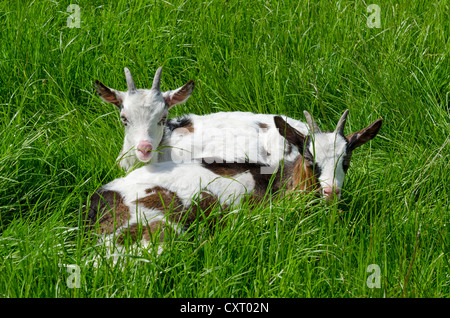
[346,118,383,151]
[274,116,307,155]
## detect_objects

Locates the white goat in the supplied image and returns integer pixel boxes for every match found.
[84,114,382,258]
[95,67,195,170]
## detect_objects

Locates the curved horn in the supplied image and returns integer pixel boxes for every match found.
[303,110,321,134]
[335,109,349,136]
[124,67,137,94]
[151,67,163,91]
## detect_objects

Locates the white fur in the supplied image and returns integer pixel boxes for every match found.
[309,132,347,196]
[96,67,194,171]
[156,112,307,166]
[119,89,167,165]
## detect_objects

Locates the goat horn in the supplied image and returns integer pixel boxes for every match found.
[151,67,163,91]
[303,110,321,134]
[124,67,137,94]
[335,109,349,136]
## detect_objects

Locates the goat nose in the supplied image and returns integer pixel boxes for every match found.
[137,141,152,154]
[323,187,340,198]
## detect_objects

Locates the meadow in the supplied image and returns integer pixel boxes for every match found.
[0,0,448,298]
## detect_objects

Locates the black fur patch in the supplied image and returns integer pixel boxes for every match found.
[342,148,352,173]
[165,115,193,132]
[303,136,322,180]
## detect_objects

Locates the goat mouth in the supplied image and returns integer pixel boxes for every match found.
[320,189,341,201]
[136,150,153,162]
[323,194,338,201]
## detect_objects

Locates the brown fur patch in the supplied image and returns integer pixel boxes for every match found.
[173,121,194,135]
[137,186,197,226]
[116,220,166,245]
[87,190,130,235]
[201,160,255,177]
[203,164,240,177]
[148,220,166,241]
[137,186,185,214]
[116,223,140,245]
[257,122,269,131]
[137,186,225,233]
[290,158,319,192]
[184,121,194,133]
[192,191,224,224]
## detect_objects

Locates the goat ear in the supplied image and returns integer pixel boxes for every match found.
[274,116,306,154]
[95,80,123,108]
[162,80,195,108]
[346,118,383,151]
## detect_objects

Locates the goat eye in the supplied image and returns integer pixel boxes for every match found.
[120,115,128,126]
[303,151,314,165]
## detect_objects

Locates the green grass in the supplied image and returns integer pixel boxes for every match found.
[0,0,448,298]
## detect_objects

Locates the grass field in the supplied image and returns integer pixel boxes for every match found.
[0,0,448,298]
